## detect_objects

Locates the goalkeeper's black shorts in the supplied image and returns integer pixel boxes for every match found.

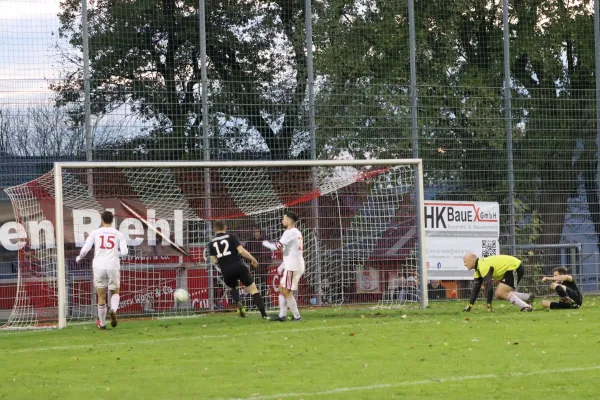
[499,263,524,289]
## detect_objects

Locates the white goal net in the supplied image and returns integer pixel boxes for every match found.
[2,160,426,329]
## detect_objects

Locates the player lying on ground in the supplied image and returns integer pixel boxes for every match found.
[209,220,268,319]
[262,211,305,322]
[541,266,583,310]
[76,211,128,329]
[463,253,534,312]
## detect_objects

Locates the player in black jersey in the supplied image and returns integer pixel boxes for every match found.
[541,266,583,310]
[209,220,268,319]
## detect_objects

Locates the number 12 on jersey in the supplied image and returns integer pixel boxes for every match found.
[213,240,231,258]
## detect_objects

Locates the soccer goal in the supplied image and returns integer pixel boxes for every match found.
[2,159,427,329]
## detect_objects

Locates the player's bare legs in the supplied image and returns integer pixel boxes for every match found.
[229,283,267,319]
[96,287,108,329]
[271,284,287,321]
[279,286,301,321]
[512,291,535,304]
[542,297,575,309]
[501,288,535,304]
[109,287,120,327]
[541,299,552,308]
[245,283,267,318]
[279,286,291,320]
[496,283,532,311]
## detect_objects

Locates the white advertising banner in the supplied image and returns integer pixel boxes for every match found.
[424,201,500,280]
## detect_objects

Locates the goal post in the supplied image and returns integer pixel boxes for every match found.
[5,159,427,330]
[54,164,67,329]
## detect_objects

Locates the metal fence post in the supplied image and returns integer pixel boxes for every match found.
[503,0,516,255]
[305,0,321,305]
[594,0,600,223]
[199,0,214,310]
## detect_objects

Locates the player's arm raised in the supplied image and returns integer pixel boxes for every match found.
[237,246,258,268]
[76,231,95,263]
[542,274,573,282]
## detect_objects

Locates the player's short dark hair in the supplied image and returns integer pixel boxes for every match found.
[284,211,298,222]
[554,266,568,275]
[101,211,114,224]
[214,220,226,231]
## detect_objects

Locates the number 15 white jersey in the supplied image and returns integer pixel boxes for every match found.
[79,227,128,270]
[276,228,305,272]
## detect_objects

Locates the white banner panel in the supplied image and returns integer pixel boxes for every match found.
[425,237,500,280]
[424,201,499,237]
[424,201,500,280]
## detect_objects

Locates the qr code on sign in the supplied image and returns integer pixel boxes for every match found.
[482,240,497,257]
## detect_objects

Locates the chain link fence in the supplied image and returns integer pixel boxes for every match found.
[1,0,599,310]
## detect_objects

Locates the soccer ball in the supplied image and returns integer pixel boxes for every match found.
[173,288,190,303]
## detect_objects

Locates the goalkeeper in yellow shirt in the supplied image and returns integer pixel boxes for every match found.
[463,253,534,312]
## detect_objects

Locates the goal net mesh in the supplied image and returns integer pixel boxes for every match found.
[2,164,421,328]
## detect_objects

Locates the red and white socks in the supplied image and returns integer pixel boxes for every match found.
[110,294,120,313]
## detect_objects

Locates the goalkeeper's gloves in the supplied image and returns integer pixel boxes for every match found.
[75,256,81,263]
[487,303,493,312]
[463,304,473,312]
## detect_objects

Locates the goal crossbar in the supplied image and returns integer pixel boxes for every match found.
[53,159,424,169]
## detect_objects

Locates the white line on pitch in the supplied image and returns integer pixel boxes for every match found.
[4,318,432,354]
[229,365,600,400]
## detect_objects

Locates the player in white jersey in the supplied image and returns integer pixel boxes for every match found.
[76,211,128,329]
[262,211,305,321]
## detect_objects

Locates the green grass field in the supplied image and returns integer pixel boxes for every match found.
[1,300,599,400]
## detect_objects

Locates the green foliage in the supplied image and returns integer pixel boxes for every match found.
[54,0,600,243]
[55,0,310,160]
[314,0,597,244]
[514,199,541,245]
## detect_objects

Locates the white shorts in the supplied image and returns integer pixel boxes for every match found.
[93,268,120,291]
[281,269,304,291]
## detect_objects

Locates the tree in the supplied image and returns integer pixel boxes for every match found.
[312,0,413,160]
[511,0,597,249]
[0,106,85,157]
[314,0,597,254]
[53,0,599,254]
[314,0,509,189]
[54,0,311,160]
